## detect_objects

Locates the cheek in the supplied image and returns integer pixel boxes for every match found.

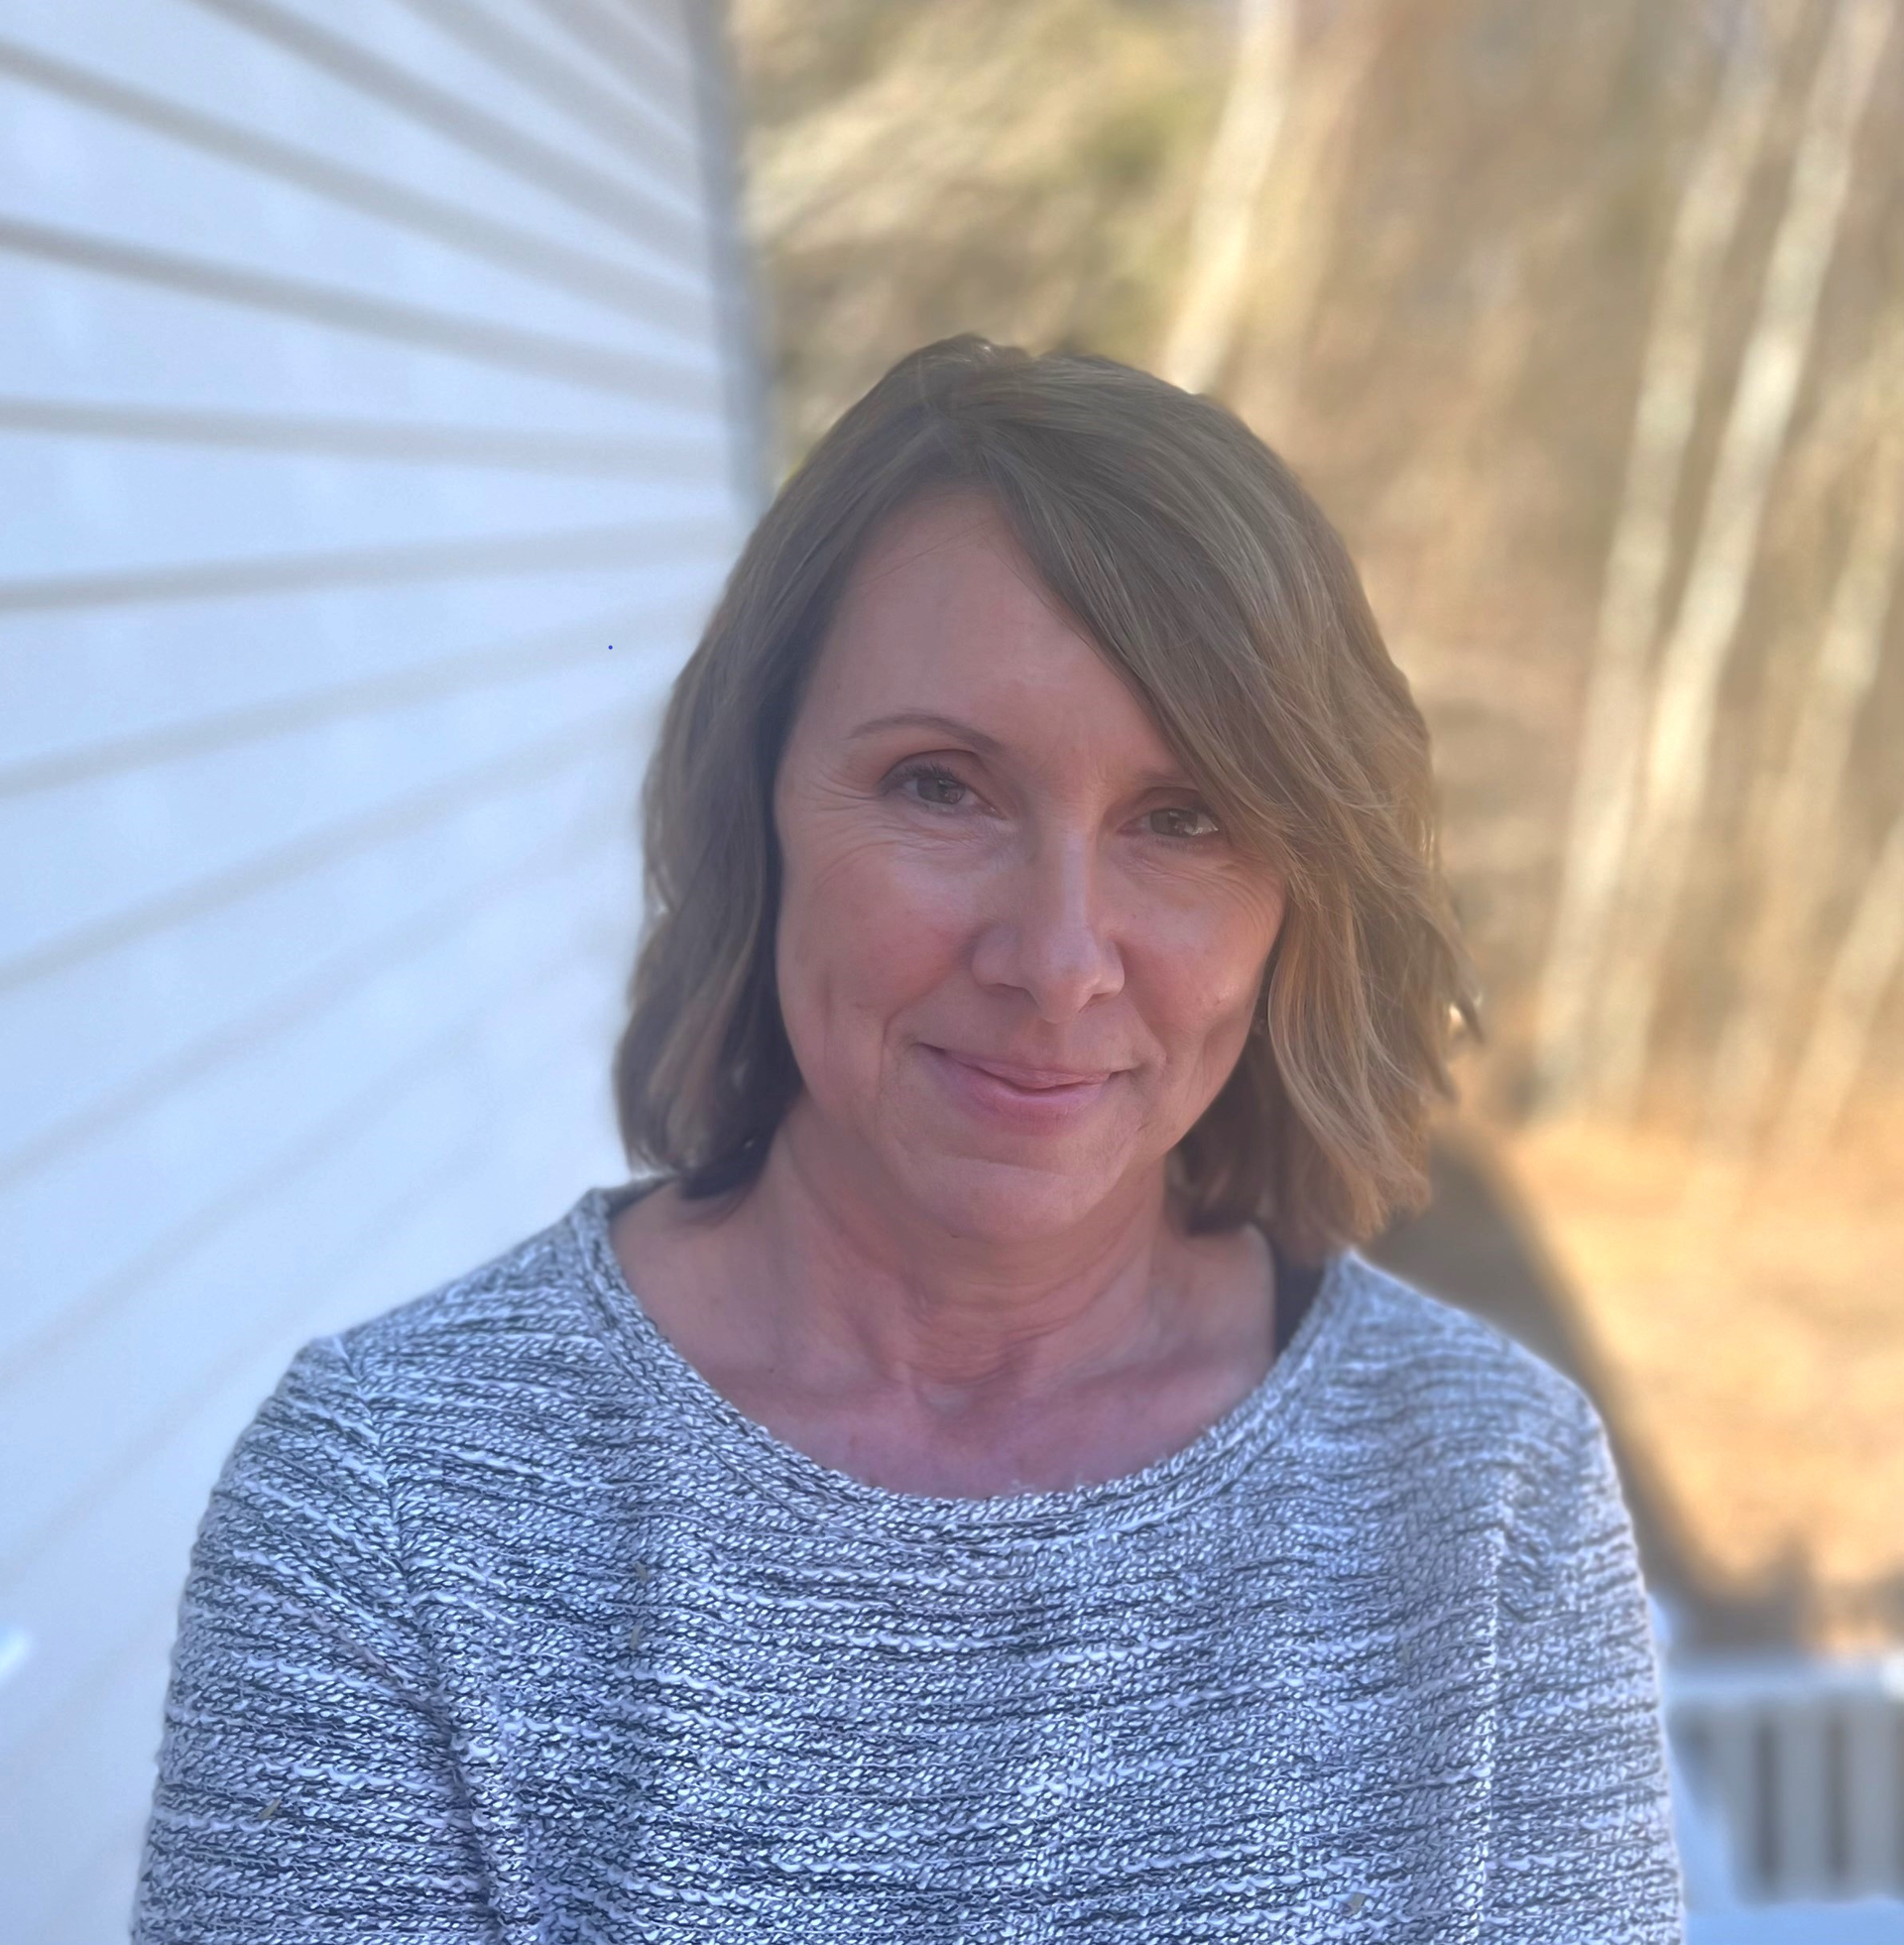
[775,831,977,1052]
[1130,879,1283,1053]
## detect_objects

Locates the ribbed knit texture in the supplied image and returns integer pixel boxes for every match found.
[132,1182,1685,1943]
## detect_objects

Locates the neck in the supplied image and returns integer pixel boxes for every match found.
[718,1098,1210,1409]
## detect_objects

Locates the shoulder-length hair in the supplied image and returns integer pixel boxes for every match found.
[614,335,1479,1261]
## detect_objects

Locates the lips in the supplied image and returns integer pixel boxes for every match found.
[929,1049,1116,1091]
[917,1043,1122,1130]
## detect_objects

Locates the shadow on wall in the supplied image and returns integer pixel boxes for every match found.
[1368,1129,1810,1653]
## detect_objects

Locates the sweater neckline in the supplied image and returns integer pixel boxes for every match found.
[568,1181,1363,1544]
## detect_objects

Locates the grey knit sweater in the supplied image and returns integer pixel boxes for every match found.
[132,1182,1685,1943]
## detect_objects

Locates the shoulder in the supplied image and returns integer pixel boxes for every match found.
[1316,1256,1639,1602]
[325,1187,616,1394]
[225,1188,633,1511]
[200,1189,637,1577]
[1322,1251,1610,1484]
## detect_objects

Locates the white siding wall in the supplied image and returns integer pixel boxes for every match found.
[0,3,761,1936]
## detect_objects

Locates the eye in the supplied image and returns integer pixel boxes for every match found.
[892,761,970,808]
[1141,803,1221,840]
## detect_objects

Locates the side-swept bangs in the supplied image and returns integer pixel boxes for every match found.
[613,335,1479,1260]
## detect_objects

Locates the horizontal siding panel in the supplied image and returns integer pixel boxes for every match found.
[0,956,627,1765]
[550,0,695,96]
[0,430,731,582]
[0,37,708,340]
[1,1605,175,1945]
[386,0,701,175]
[0,742,631,1187]
[0,842,635,1571]
[0,676,650,1158]
[4,973,618,1939]
[1,734,644,1354]
[0,581,706,793]
[5,0,701,273]
[0,241,719,417]
[0,554,725,767]
[0,65,709,355]
[191,0,707,259]
[0,396,731,479]
[0,263,722,447]
[0,0,752,1927]
[0,646,658,971]
[0,706,638,1184]
[0,753,626,1235]
[294,0,704,194]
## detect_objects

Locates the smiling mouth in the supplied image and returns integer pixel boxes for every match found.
[924,1048,1117,1092]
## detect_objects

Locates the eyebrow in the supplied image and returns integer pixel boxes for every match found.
[845,711,1006,757]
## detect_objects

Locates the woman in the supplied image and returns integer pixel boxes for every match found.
[134,338,1684,1942]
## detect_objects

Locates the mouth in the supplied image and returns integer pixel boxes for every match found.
[917,1044,1121,1126]
[932,1051,1115,1091]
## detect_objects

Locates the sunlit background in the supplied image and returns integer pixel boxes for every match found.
[2,0,1901,1937]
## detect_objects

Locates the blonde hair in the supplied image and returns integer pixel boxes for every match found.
[614,336,1479,1260]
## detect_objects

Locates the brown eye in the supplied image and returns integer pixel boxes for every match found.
[898,765,968,807]
[1143,804,1220,839]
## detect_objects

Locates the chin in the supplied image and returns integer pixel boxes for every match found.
[884,1145,1137,1245]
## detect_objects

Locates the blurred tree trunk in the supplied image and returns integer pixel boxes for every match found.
[1777,799,1904,1154]
[1229,0,1385,435]
[1415,253,1543,648]
[1697,418,1902,1184]
[1160,0,1297,393]
[1590,0,1893,1119]
[1531,0,1795,1115]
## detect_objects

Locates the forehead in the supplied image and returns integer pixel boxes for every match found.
[804,491,1178,762]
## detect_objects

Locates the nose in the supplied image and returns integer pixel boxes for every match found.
[970,830,1124,1022]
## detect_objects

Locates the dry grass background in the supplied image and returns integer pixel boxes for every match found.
[1500,1108,1904,1649]
[728,0,1904,1650]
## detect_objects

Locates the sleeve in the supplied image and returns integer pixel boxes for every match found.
[131,1334,499,1945]
[1480,1385,1687,1944]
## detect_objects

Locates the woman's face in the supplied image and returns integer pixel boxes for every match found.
[773,491,1287,1243]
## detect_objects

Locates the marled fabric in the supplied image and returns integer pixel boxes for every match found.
[133,1183,1685,1943]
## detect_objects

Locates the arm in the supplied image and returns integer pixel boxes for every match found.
[1481,1386,1686,1944]
[132,1335,498,1945]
